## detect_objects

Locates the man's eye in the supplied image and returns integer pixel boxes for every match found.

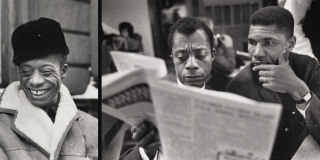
[42,70,53,76]
[197,54,206,59]
[265,41,274,45]
[176,53,187,61]
[178,56,186,61]
[248,41,256,45]
[21,70,32,75]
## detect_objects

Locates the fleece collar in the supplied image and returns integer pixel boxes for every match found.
[0,81,78,160]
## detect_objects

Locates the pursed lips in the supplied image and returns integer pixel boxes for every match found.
[252,61,266,67]
[184,75,202,82]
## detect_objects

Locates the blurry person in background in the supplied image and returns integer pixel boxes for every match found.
[284,0,318,60]
[111,22,144,54]
[101,25,117,75]
[0,18,98,160]
[197,16,236,91]
[119,17,215,160]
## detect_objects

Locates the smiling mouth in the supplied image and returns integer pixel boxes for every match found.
[29,89,50,96]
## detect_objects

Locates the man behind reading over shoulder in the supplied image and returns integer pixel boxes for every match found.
[0,18,98,160]
[120,17,215,160]
[227,6,320,160]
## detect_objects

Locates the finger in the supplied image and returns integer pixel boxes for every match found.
[131,127,137,134]
[259,76,267,83]
[132,123,147,141]
[253,64,275,71]
[278,49,288,65]
[138,130,157,147]
[258,70,272,77]
[262,83,275,91]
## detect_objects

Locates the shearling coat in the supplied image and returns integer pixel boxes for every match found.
[0,82,98,160]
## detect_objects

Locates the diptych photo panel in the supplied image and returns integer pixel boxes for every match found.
[0,0,319,160]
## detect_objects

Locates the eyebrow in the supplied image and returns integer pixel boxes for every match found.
[248,36,277,41]
[262,37,277,41]
[174,47,207,53]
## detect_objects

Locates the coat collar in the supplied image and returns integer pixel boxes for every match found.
[0,81,78,160]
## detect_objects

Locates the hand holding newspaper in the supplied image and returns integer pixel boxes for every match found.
[103,52,283,160]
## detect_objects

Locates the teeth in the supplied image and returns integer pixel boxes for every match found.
[30,89,48,96]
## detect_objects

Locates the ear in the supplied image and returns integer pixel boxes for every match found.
[211,49,215,61]
[287,35,296,52]
[61,64,68,79]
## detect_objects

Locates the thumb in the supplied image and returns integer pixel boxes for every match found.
[278,49,288,65]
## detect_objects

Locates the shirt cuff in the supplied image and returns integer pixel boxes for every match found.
[296,100,311,119]
[139,147,158,160]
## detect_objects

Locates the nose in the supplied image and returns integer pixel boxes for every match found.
[29,71,44,87]
[185,55,199,71]
[252,43,265,58]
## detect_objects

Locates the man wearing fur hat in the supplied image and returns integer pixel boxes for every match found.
[0,18,98,160]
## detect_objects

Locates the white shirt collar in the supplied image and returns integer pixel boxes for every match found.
[177,78,205,90]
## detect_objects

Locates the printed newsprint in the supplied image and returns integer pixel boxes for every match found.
[102,68,282,160]
[110,51,167,78]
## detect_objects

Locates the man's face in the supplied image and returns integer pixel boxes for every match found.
[172,29,214,88]
[121,29,129,38]
[19,54,68,108]
[248,25,295,66]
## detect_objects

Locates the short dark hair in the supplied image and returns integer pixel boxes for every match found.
[250,6,294,39]
[167,17,213,51]
[119,22,134,37]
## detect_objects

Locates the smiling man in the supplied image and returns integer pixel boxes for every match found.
[120,17,214,160]
[227,6,320,160]
[0,18,97,160]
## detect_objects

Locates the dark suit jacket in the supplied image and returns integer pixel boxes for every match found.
[119,77,212,160]
[227,52,320,160]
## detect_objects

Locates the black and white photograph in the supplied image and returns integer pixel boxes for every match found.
[0,0,98,159]
[102,0,320,160]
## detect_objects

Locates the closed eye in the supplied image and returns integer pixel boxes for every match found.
[42,70,53,76]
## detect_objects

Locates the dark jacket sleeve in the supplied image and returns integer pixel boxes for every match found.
[212,45,236,74]
[119,125,142,160]
[295,59,320,144]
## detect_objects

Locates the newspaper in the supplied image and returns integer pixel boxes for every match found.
[110,51,167,78]
[102,68,155,127]
[149,80,281,160]
[102,68,282,160]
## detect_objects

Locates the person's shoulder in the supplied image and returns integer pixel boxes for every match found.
[290,52,319,72]
[77,110,97,123]
[230,65,252,83]
[227,65,252,91]
[290,52,318,64]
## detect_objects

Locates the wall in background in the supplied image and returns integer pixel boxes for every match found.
[102,0,155,56]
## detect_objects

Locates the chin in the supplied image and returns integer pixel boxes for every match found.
[187,82,204,88]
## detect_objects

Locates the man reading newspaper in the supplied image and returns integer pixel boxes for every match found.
[119,17,215,160]
[227,6,320,160]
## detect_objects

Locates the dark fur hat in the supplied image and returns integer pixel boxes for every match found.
[12,17,69,66]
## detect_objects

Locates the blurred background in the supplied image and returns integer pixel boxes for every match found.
[1,0,98,117]
[103,0,288,159]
